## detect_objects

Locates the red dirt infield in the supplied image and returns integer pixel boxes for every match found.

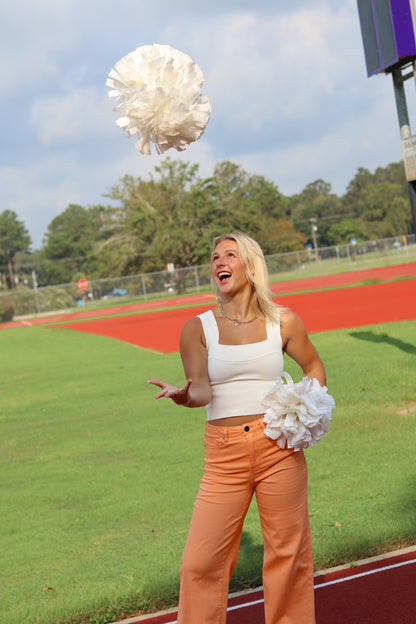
[2,264,415,352]
[2,262,416,331]
[51,279,416,353]
[269,261,416,293]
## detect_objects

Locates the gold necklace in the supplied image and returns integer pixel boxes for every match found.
[219,304,257,327]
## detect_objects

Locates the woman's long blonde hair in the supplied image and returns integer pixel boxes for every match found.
[211,232,283,322]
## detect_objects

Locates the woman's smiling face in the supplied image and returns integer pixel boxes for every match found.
[211,239,249,296]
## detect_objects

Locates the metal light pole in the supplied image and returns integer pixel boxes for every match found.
[309,218,319,262]
[392,63,416,234]
[356,0,416,235]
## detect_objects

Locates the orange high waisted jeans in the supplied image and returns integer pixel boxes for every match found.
[177,417,315,624]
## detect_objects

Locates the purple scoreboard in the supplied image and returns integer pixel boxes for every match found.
[357,0,416,76]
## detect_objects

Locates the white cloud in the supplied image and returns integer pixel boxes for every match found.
[31,87,116,145]
[0,135,219,250]
[235,78,403,196]
[158,1,365,148]
[0,1,78,97]
[0,162,79,248]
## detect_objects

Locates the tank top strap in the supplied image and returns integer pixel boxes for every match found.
[266,317,281,343]
[197,309,218,349]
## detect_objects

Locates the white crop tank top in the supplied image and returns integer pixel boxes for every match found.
[197,309,284,421]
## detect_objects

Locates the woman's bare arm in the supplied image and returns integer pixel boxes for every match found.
[149,317,212,407]
[280,310,326,386]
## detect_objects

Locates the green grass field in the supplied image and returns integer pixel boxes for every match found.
[1,319,416,624]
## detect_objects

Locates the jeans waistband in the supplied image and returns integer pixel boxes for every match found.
[205,416,266,439]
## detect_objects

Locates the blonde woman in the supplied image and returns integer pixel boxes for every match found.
[150,232,326,624]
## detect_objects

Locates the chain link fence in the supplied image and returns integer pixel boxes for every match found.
[1,234,415,320]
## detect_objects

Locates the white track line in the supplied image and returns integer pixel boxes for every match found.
[227,597,264,612]
[159,558,416,624]
[314,558,416,589]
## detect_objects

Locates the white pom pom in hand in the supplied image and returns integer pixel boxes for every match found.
[106,44,211,155]
[263,372,335,451]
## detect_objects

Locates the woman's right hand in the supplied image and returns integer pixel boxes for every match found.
[148,378,193,406]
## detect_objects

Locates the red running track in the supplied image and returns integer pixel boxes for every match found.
[111,548,416,624]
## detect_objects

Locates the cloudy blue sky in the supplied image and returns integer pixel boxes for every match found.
[1,0,413,249]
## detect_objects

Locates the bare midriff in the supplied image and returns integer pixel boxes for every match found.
[209,413,264,427]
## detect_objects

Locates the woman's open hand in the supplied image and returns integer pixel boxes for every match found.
[148,378,193,406]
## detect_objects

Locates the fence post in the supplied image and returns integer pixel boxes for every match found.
[32,270,40,315]
[296,251,301,275]
[141,274,147,299]
[346,244,352,270]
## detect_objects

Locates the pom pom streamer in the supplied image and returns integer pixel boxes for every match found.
[263,372,335,451]
[106,44,211,155]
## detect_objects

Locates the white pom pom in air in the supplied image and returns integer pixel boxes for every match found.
[106,44,211,155]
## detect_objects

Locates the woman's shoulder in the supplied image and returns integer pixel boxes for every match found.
[181,308,215,338]
[182,315,204,333]
[180,315,207,351]
[279,308,307,335]
[280,308,298,323]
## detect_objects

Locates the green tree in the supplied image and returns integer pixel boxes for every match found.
[327,218,358,246]
[199,160,287,250]
[42,204,110,284]
[353,183,411,239]
[373,161,407,193]
[342,167,374,206]
[99,158,291,290]
[341,162,412,241]
[288,180,344,248]
[342,161,409,221]
[93,178,158,278]
[0,210,32,289]
[99,160,217,288]
[261,220,306,254]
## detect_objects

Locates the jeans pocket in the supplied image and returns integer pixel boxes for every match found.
[204,432,228,451]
